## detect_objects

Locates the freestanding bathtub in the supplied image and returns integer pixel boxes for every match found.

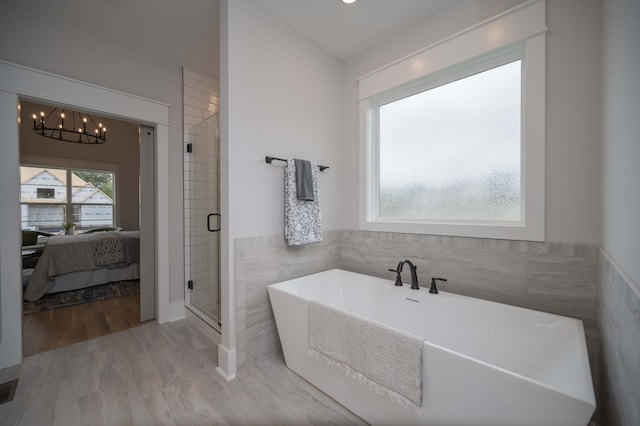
[268,269,596,426]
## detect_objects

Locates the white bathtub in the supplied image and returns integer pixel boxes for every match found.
[268,269,596,426]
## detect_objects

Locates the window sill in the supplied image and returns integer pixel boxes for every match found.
[359,219,544,242]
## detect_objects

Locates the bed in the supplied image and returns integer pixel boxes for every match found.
[23,231,140,301]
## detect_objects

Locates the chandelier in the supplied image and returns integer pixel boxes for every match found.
[32,107,107,144]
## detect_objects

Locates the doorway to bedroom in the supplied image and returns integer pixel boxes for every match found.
[18,99,155,357]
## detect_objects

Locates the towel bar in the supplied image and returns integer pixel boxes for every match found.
[265,156,329,171]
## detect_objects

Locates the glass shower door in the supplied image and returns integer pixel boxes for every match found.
[184,113,220,329]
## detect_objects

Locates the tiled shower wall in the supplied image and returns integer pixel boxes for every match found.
[183,68,220,318]
[235,230,600,389]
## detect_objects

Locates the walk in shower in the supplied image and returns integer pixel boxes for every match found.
[184,113,220,329]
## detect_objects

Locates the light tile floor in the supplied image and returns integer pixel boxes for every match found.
[0,320,366,425]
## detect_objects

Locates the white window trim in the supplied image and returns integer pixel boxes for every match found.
[358,0,546,241]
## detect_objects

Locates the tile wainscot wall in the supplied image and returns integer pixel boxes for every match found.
[235,230,343,367]
[599,251,640,425]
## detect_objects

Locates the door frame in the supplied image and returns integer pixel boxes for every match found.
[139,125,156,322]
[0,60,171,368]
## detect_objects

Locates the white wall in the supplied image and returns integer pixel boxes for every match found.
[342,0,602,245]
[0,3,186,302]
[545,0,602,245]
[602,0,640,285]
[221,0,343,376]
[226,0,343,239]
[600,1,640,421]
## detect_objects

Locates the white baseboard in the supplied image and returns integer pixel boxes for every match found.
[216,345,237,381]
[168,300,185,322]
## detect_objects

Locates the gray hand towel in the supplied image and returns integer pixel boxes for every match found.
[294,159,315,201]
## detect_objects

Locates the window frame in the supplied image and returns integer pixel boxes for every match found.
[371,48,525,225]
[20,156,119,232]
[358,0,546,241]
[36,187,55,199]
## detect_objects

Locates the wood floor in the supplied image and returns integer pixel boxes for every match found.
[22,294,143,357]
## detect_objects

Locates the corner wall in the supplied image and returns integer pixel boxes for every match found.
[223,0,344,374]
[599,0,640,424]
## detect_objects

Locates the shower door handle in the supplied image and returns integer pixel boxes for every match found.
[207,213,221,232]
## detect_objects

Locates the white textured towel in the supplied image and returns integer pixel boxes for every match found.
[284,160,322,246]
[308,301,424,411]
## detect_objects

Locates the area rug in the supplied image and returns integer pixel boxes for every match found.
[23,280,140,315]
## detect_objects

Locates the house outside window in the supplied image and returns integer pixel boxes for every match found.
[20,166,115,233]
[36,188,55,199]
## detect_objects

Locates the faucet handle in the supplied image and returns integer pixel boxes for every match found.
[388,268,403,286]
[429,277,447,294]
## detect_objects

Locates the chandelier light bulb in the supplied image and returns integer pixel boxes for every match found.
[32,107,106,144]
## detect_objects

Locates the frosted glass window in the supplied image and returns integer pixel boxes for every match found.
[378,60,521,222]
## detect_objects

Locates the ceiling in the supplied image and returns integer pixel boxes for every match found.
[3,0,455,77]
[92,0,220,77]
[253,0,455,60]
[1,0,220,78]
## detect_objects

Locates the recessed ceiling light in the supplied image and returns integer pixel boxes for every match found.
[342,0,357,4]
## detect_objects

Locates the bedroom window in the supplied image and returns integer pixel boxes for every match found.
[20,166,115,233]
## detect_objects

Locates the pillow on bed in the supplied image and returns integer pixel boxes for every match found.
[91,238,125,266]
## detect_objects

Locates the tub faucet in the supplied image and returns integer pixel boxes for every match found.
[429,277,447,294]
[388,260,420,289]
